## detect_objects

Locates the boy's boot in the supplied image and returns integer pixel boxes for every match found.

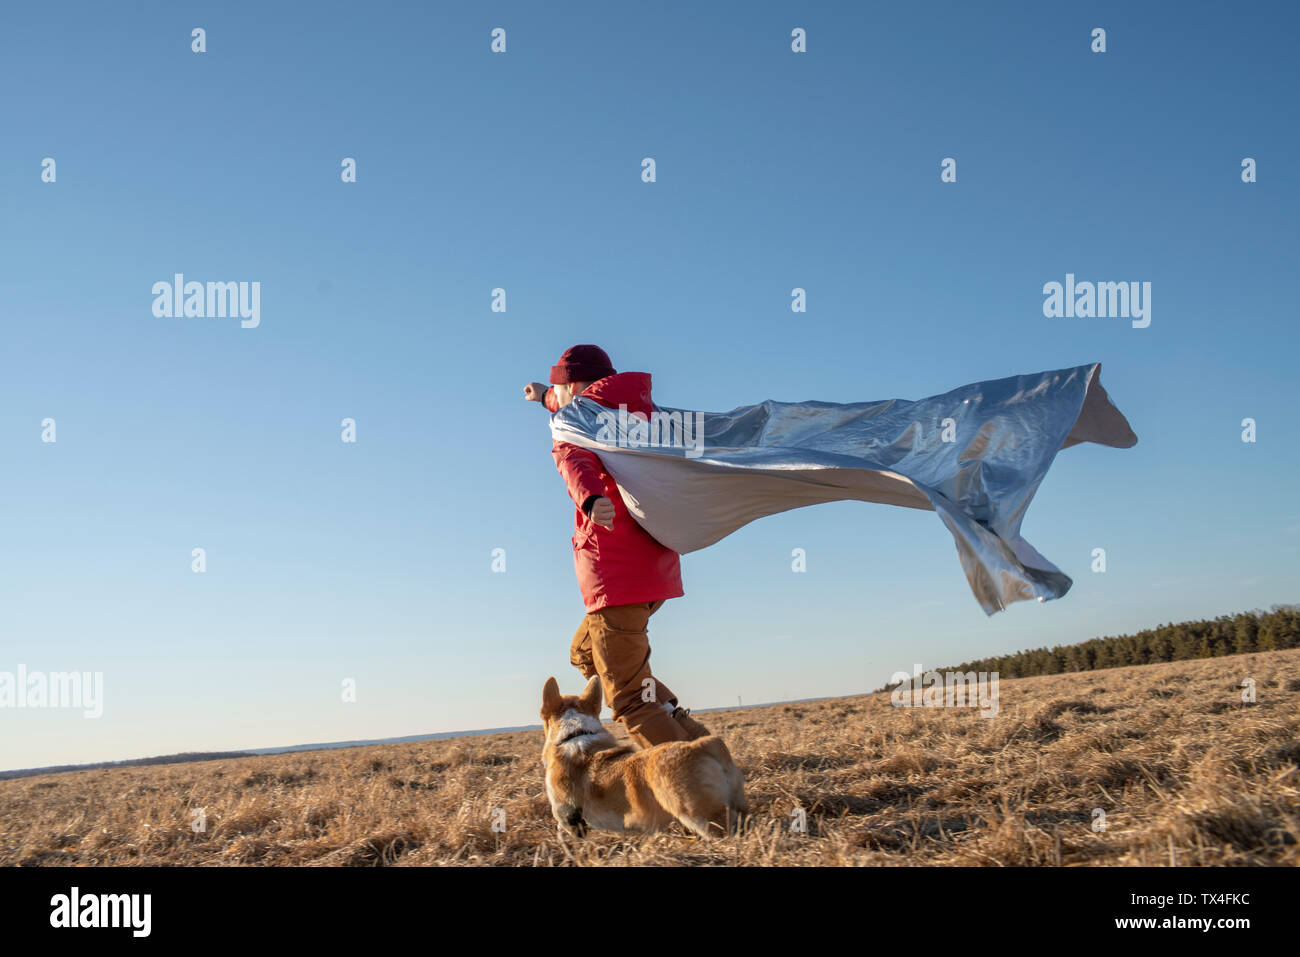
[626,708,690,750]
[670,705,712,740]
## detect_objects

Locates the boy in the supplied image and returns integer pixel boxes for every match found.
[524,344,710,749]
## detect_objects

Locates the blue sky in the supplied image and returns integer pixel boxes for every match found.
[2,1,1296,770]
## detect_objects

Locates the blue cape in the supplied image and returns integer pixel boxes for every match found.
[551,363,1137,614]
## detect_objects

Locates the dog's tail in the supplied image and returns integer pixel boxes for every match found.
[696,734,734,766]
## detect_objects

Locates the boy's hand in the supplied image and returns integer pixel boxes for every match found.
[588,496,615,530]
[523,382,548,402]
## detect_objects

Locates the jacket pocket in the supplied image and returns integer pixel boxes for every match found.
[572,524,594,551]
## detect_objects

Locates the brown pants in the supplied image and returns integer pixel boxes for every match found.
[569,600,690,748]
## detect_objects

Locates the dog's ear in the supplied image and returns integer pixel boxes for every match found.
[578,674,603,715]
[542,676,562,716]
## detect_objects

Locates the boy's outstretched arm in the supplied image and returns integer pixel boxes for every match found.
[523,381,559,412]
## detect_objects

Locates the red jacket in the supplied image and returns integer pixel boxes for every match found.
[545,372,684,612]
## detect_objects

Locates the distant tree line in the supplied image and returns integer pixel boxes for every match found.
[900,604,1300,686]
[0,751,256,781]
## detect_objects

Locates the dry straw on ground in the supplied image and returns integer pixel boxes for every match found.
[3,649,1297,866]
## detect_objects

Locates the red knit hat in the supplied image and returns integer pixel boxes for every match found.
[549,344,616,385]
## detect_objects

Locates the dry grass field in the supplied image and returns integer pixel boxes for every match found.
[3,649,1298,866]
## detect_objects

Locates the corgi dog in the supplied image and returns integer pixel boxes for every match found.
[540,675,748,838]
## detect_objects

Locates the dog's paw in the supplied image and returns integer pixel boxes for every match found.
[553,803,588,838]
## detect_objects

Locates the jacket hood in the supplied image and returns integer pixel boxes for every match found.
[581,371,654,414]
